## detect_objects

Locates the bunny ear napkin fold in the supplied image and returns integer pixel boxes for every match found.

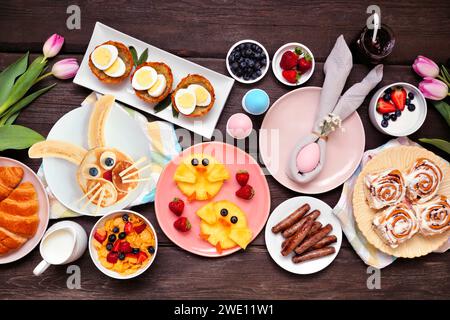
[287,35,384,183]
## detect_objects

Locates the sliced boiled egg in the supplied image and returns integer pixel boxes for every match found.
[148,74,167,97]
[104,57,126,78]
[175,89,197,115]
[132,66,158,91]
[188,84,211,107]
[91,45,118,70]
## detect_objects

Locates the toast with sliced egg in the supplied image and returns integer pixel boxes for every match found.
[131,62,173,104]
[171,74,215,117]
[89,41,133,84]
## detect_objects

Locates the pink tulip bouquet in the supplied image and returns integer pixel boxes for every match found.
[0,34,79,151]
[412,55,450,154]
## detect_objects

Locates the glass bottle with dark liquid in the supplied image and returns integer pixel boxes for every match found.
[356,24,395,64]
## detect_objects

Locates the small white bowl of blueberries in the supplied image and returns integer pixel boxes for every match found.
[369,82,427,137]
[226,40,270,84]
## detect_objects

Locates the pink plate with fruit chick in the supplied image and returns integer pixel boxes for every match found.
[259,86,365,194]
[154,141,271,257]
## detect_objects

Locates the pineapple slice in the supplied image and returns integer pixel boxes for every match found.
[197,200,253,252]
[173,154,229,201]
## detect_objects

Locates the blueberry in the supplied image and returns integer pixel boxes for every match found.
[108,234,116,243]
[228,55,235,63]
[245,43,251,49]
[382,113,390,120]
[395,110,402,117]
[251,44,258,51]
[105,157,114,167]
[240,61,247,69]
[118,232,126,240]
[118,252,126,260]
[260,52,266,59]
[238,43,245,50]
[122,214,129,222]
[148,246,155,254]
[408,92,414,100]
[89,167,98,177]
[246,49,253,57]
[132,248,140,254]
[230,216,238,224]
[408,103,416,111]
[383,93,391,101]
[220,208,228,216]
[381,119,389,128]
[202,158,209,166]
[106,243,113,251]
[243,74,250,81]
[389,113,397,121]
[191,158,199,166]
[385,87,392,94]
[235,69,243,77]
[254,62,261,70]
[248,60,255,68]
[231,62,238,71]
[234,51,241,59]
[255,69,262,77]
[254,52,261,60]
[261,58,267,66]
[113,227,119,233]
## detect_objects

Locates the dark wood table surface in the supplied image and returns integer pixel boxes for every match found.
[0,0,449,300]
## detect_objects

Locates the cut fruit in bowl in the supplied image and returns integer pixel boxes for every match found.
[272,42,315,86]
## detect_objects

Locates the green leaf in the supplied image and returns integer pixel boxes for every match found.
[0,52,29,105]
[419,138,450,155]
[0,125,44,151]
[441,65,450,82]
[433,100,450,127]
[172,105,179,118]
[4,112,20,125]
[0,83,56,126]
[137,48,148,65]
[129,46,138,66]
[153,95,172,113]
[0,55,47,115]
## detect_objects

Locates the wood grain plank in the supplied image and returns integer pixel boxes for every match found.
[0,0,449,64]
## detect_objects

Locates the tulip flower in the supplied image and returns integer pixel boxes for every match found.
[42,34,64,59]
[51,58,79,79]
[412,55,440,78]
[418,77,449,100]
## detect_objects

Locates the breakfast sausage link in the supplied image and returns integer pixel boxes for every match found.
[310,235,337,251]
[272,203,310,234]
[281,209,320,238]
[281,221,322,249]
[294,224,333,255]
[281,218,314,256]
[292,246,336,264]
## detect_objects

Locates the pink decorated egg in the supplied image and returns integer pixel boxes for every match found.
[226,113,253,139]
[296,142,320,173]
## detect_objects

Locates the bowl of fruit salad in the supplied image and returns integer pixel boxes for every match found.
[272,42,315,86]
[369,82,427,137]
[89,210,157,279]
[226,40,270,84]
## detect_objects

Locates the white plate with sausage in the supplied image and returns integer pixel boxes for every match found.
[265,196,342,274]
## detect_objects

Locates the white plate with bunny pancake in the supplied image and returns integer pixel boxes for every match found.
[29,95,152,216]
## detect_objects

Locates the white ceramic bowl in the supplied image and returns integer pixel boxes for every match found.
[226,39,270,84]
[272,42,315,86]
[369,82,427,137]
[88,210,158,279]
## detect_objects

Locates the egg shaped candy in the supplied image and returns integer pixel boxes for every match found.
[296,142,320,173]
[90,45,119,70]
[242,89,270,115]
[132,66,158,91]
[226,113,253,139]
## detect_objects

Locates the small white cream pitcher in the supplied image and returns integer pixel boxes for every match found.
[33,221,87,276]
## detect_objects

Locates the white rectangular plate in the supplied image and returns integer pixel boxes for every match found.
[74,22,234,139]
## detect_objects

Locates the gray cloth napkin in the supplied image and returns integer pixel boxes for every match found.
[287,36,383,183]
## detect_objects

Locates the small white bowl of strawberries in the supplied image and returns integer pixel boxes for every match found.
[272,42,315,86]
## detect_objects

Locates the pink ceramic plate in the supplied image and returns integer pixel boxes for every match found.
[154,142,271,257]
[0,157,50,264]
[259,87,365,194]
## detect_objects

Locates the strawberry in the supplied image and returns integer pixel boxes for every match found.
[297,55,312,73]
[376,98,396,114]
[106,252,119,264]
[112,240,122,252]
[279,49,300,70]
[235,184,255,200]
[134,223,146,234]
[174,217,191,232]
[124,222,133,234]
[94,229,107,243]
[282,70,300,84]
[102,170,112,182]
[168,198,184,216]
[391,87,407,111]
[119,241,133,253]
[235,170,249,186]
[137,251,148,264]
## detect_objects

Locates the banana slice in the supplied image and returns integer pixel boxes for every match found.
[29,140,88,165]
[88,95,115,149]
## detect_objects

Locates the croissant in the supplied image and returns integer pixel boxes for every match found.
[414,195,450,236]
[0,167,39,255]
[406,158,443,204]
[0,167,24,201]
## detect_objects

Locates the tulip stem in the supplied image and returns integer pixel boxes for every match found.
[437,75,450,87]
[34,72,53,84]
